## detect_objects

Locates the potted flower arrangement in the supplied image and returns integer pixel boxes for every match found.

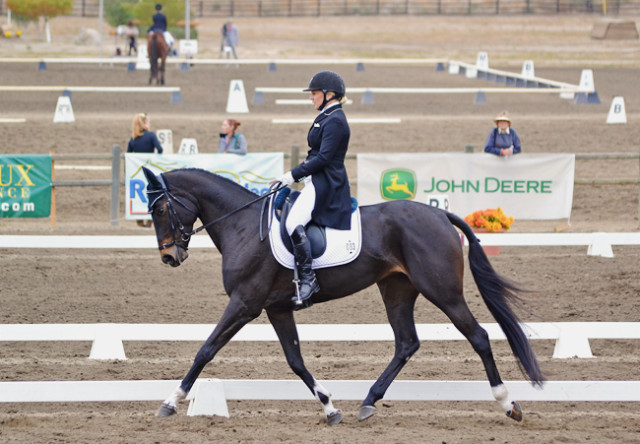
[464,207,514,233]
[464,207,514,255]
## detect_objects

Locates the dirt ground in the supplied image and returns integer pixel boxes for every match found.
[0,15,639,444]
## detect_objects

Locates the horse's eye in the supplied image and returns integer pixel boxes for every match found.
[157,206,166,215]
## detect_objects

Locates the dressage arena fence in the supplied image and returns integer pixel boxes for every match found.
[1,321,639,360]
[3,236,639,409]
[1,322,639,413]
[61,0,640,17]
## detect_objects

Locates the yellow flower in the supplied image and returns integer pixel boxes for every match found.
[4,31,11,38]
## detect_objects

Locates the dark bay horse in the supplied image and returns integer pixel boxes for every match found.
[147,32,168,85]
[142,167,544,425]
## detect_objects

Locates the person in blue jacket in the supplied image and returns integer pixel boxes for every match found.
[148,4,174,49]
[150,4,167,33]
[277,71,352,309]
[484,111,522,157]
[127,113,163,154]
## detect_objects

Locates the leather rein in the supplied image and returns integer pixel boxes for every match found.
[147,173,285,252]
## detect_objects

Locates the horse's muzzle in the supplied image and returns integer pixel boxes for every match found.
[160,245,189,267]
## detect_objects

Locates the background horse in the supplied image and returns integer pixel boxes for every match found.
[147,32,168,85]
[143,167,544,425]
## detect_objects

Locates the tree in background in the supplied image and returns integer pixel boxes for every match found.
[6,0,72,42]
[105,0,195,40]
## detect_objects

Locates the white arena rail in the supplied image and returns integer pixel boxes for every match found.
[0,85,180,94]
[1,322,638,360]
[1,232,639,257]
[255,86,589,95]
[0,379,638,416]
[0,57,447,66]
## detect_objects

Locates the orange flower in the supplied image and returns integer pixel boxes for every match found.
[464,207,513,232]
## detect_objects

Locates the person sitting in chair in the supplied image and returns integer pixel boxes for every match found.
[277,71,353,310]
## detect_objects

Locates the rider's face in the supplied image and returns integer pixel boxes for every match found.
[310,90,324,110]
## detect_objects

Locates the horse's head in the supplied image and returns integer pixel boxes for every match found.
[143,167,197,267]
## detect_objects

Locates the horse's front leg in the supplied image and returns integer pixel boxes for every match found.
[157,297,260,417]
[267,310,342,426]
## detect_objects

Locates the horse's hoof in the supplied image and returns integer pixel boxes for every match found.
[506,401,523,422]
[156,403,177,417]
[326,409,342,426]
[358,405,376,421]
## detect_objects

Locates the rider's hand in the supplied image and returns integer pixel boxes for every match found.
[277,171,295,186]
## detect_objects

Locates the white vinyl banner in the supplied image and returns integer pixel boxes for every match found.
[125,153,284,220]
[357,153,575,220]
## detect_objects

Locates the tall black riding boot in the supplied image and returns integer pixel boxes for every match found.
[290,225,320,308]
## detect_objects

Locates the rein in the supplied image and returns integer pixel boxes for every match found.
[148,175,285,251]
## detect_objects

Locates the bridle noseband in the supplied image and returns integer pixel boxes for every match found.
[147,173,285,252]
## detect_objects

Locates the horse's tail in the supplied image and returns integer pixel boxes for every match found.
[446,212,545,386]
[150,33,158,73]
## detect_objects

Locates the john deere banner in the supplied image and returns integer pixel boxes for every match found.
[125,153,284,220]
[357,153,575,220]
[0,154,52,218]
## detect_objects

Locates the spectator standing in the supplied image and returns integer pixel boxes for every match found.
[220,18,239,60]
[125,20,139,56]
[218,118,247,155]
[484,111,522,157]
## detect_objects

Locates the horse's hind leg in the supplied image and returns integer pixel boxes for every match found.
[359,274,420,421]
[425,285,522,421]
[266,310,342,426]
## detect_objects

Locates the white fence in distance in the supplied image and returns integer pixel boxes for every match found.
[1,322,638,360]
[2,232,639,257]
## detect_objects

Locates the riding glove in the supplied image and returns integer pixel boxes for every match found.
[279,171,295,186]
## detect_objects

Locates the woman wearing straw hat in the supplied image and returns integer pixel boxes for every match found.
[484,111,522,157]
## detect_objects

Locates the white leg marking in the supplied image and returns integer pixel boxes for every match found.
[492,384,514,413]
[312,380,338,417]
[162,386,187,410]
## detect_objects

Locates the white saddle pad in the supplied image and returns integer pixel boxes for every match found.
[268,199,362,270]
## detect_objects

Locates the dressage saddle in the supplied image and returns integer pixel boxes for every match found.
[276,188,327,259]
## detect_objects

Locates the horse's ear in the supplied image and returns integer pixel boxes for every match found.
[143,167,163,191]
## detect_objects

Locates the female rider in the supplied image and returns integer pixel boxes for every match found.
[278,71,352,309]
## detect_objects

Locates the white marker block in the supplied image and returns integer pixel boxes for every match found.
[178,138,199,154]
[226,79,249,113]
[53,96,75,123]
[465,67,478,79]
[426,195,450,212]
[157,129,174,153]
[448,63,460,75]
[579,69,595,91]
[521,60,535,79]
[187,379,229,417]
[606,96,626,124]
[476,51,489,70]
[136,44,150,70]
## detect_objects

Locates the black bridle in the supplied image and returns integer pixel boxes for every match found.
[147,173,285,252]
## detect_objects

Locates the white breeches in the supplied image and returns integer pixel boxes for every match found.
[164,31,174,47]
[285,176,315,236]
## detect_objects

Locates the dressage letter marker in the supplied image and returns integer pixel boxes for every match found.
[157,129,174,153]
[226,79,249,113]
[178,138,199,154]
[606,96,627,124]
[53,96,74,123]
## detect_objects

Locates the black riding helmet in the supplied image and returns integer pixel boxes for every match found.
[156,3,162,11]
[303,71,346,111]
